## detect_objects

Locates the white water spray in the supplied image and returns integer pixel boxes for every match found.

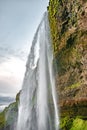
[17,12,59,130]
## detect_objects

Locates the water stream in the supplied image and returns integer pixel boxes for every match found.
[17,12,59,130]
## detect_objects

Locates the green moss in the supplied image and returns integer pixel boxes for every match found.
[48,0,87,57]
[60,116,73,130]
[60,117,87,130]
[16,91,21,102]
[67,82,81,90]
[70,118,87,130]
[48,0,59,54]
[0,111,5,128]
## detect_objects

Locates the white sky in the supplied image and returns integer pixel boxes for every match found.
[0,0,49,98]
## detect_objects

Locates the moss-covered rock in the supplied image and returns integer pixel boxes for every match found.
[0,92,20,130]
[0,111,5,129]
[48,0,87,129]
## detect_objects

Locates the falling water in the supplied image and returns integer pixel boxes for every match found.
[17,12,59,130]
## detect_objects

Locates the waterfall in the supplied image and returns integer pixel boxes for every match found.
[17,12,59,130]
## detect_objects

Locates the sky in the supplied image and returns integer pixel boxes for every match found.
[0,0,49,111]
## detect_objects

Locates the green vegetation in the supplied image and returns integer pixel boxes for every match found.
[66,82,81,90]
[60,117,87,130]
[0,93,19,129]
[0,111,5,129]
[60,116,73,130]
[71,118,87,130]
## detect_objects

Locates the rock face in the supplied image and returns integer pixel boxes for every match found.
[48,0,87,129]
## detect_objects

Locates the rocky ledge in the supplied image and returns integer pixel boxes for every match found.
[60,98,87,118]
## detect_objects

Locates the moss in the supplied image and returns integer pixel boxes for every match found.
[16,91,21,102]
[0,111,5,128]
[60,116,73,130]
[60,117,87,130]
[66,82,81,90]
[48,0,83,55]
[70,118,87,130]
[48,0,59,54]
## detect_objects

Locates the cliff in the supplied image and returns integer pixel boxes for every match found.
[48,0,87,129]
